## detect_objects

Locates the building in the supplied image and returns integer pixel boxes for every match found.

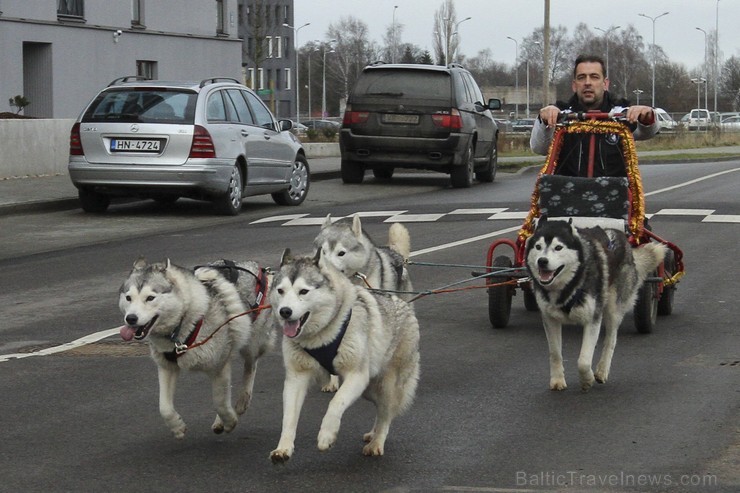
[0,0,242,118]
[238,0,296,121]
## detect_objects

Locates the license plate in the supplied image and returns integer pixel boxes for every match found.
[110,139,162,152]
[382,114,419,124]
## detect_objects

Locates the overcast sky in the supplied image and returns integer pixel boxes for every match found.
[294,0,733,70]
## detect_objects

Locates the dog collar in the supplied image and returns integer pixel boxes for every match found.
[250,268,269,322]
[164,317,204,362]
[562,289,585,314]
[304,310,351,375]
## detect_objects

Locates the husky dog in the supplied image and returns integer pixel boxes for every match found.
[118,258,274,438]
[314,215,413,299]
[525,218,665,391]
[269,249,420,462]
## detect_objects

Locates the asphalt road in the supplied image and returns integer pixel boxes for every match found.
[0,160,738,492]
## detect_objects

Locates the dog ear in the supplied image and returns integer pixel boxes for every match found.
[133,256,147,270]
[322,214,332,229]
[280,248,293,266]
[352,214,362,238]
[312,247,322,266]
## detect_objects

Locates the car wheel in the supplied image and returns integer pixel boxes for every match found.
[475,137,498,183]
[341,159,365,184]
[272,154,310,206]
[215,164,243,215]
[451,141,474,188]
[372,167,394,180]
[78,188,110,213]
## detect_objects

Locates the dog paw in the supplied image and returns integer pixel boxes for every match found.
[362,441,384,456]
[236,393,252,415]
[363,431,375,443]
[171,425,187,439]
[212,413,237,434]
[317,429,337,451]
[321,375,339,393]
[270,449,292,464]
[580,377,595,392]
[549,378,567,391]
[594,365,609,384]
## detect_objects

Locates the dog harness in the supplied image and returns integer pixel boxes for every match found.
[561,288,585,315]
[196,260,269,322]
[164,317,204,362]
[304,310,352,375]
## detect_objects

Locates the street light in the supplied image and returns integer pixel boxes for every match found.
[283,22,310,124]
[594,25,620,77]
[527,41,541,118]
[691,78,706,110]
[633,89,644,104]
[714,0,720,116]
[506,36,519,119]
[307,44,319,119]
[638,11,669,107]
[451,16,471,62]
[696,27,709,110]
[391,5,398,63]
[322,40,336,118]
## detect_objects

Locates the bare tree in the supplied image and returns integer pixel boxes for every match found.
[326,16,379,107]
[383,21,404,63]
[432,0,458,65]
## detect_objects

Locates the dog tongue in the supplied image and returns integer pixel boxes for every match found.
[539,269,555,283]
[282,320,300,338]
[120,325,136,341]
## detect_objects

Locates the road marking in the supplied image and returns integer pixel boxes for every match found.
[644,167,739,196]
[410,225,521,257]
[703,214,740,223]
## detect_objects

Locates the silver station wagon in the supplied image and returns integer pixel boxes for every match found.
[68,77,310,214]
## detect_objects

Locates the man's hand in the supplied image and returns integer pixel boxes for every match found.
[538,105,561,127]
[626,105,655,125]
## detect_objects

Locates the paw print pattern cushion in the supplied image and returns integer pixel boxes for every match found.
[538,175,630,220]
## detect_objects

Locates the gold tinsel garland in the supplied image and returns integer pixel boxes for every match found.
[518,120,645,243]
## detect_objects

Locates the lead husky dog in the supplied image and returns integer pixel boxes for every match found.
[525,218,665,391]
[118,258,274,438]
[269,249,420,462]
[314,215,413,299]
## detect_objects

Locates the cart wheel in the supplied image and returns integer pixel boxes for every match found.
[634,272,658,334]
[657,249,676,316]
[523,284,539,312]
[488,256,514,329]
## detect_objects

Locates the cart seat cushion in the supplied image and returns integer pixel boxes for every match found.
[538,175,630,220]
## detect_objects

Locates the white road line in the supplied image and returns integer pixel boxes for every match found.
[0,328,120,363]
[644,167,740,197]
[410,225,521,257]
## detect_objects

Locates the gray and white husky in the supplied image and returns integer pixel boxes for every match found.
[269,249,420,462]
[314,214,413,299]
[525,218,665,391]
[118,258,274,438]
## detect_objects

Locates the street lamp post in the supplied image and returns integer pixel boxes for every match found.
[451,16,471,62]
[322,40,336,118]
[283,22,310,124]
[633,89,644,104]
[307,44,319,120]
[594,25,620,77]
[527,41,541,118]
[691,78,706,110]
[696,27,708,110]
[638,11,669,107]
[507,36,519,119]
[714,0,720,116]
[391,5,398,63]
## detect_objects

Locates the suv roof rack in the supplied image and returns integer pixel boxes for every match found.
[369,60,386,66]
[199,77,241,88]
[447,63,464,69]
[107,75,151,86]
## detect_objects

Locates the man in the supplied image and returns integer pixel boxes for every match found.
[530,55,659,176]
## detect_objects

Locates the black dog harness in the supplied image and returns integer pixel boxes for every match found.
[163,317,204,362]
[304,310,352,375]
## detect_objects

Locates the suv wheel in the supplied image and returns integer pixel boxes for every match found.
[79,188,110,213]
[451,141,474,188]
[475,137,498,183]
[341,159,365,184]
[272,154,310,206]
[215,164,243,215]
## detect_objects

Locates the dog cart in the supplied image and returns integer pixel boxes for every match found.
[484,111,685,333]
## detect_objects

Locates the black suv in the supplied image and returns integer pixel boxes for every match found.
[340,63,501,188]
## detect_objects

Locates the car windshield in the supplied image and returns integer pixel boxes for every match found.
[354,69,450,101]
[82,88,197,124]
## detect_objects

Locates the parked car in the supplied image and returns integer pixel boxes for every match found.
[68,77,309,215]
[654,108,677,132]
[303,119,341,131]
[340,62,501,188]
[720,115,740,130]
[687,108,711,130]
[511,118,536,133]
[290,120,308,136]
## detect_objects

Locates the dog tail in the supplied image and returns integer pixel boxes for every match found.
[195,267,252,348]
[388,223,411,259]
[633,242,667,282]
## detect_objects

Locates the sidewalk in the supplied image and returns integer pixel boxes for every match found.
[1,148,738,216]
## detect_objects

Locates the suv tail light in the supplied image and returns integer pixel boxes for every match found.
[189,125,216,158]
[432,108,463,130]
[342,105,370,125]
[69,122,84,156]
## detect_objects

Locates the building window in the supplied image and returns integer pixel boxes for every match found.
[266,36,273,58]
[274,36,282,58]
[283,5,289,25]
[247,68,255,89]
[284,68,291,90]
[132,0,144,26]
[216,0,226,34]
[136,60,157,80]
[257,68,264,90]
[57,0,84,18]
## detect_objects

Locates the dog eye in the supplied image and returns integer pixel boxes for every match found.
[125,295,131,302]
[554,245,563,251]
[277,288,284,295]
[337,251,346,257]
[146,295,155,302]
[299,289,309,295]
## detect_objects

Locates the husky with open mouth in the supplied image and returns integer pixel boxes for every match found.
[118,258,274,438]
[268,249,420,462]
[525,218,665,391]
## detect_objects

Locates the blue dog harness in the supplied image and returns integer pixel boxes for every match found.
[304,310,351,375]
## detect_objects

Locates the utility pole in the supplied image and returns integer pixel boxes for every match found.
[542,0,550,107]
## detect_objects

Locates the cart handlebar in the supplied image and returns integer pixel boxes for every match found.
[559,110,628,123]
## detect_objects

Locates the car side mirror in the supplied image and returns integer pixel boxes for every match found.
[487,98,502,111]
[279,119,293,132]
